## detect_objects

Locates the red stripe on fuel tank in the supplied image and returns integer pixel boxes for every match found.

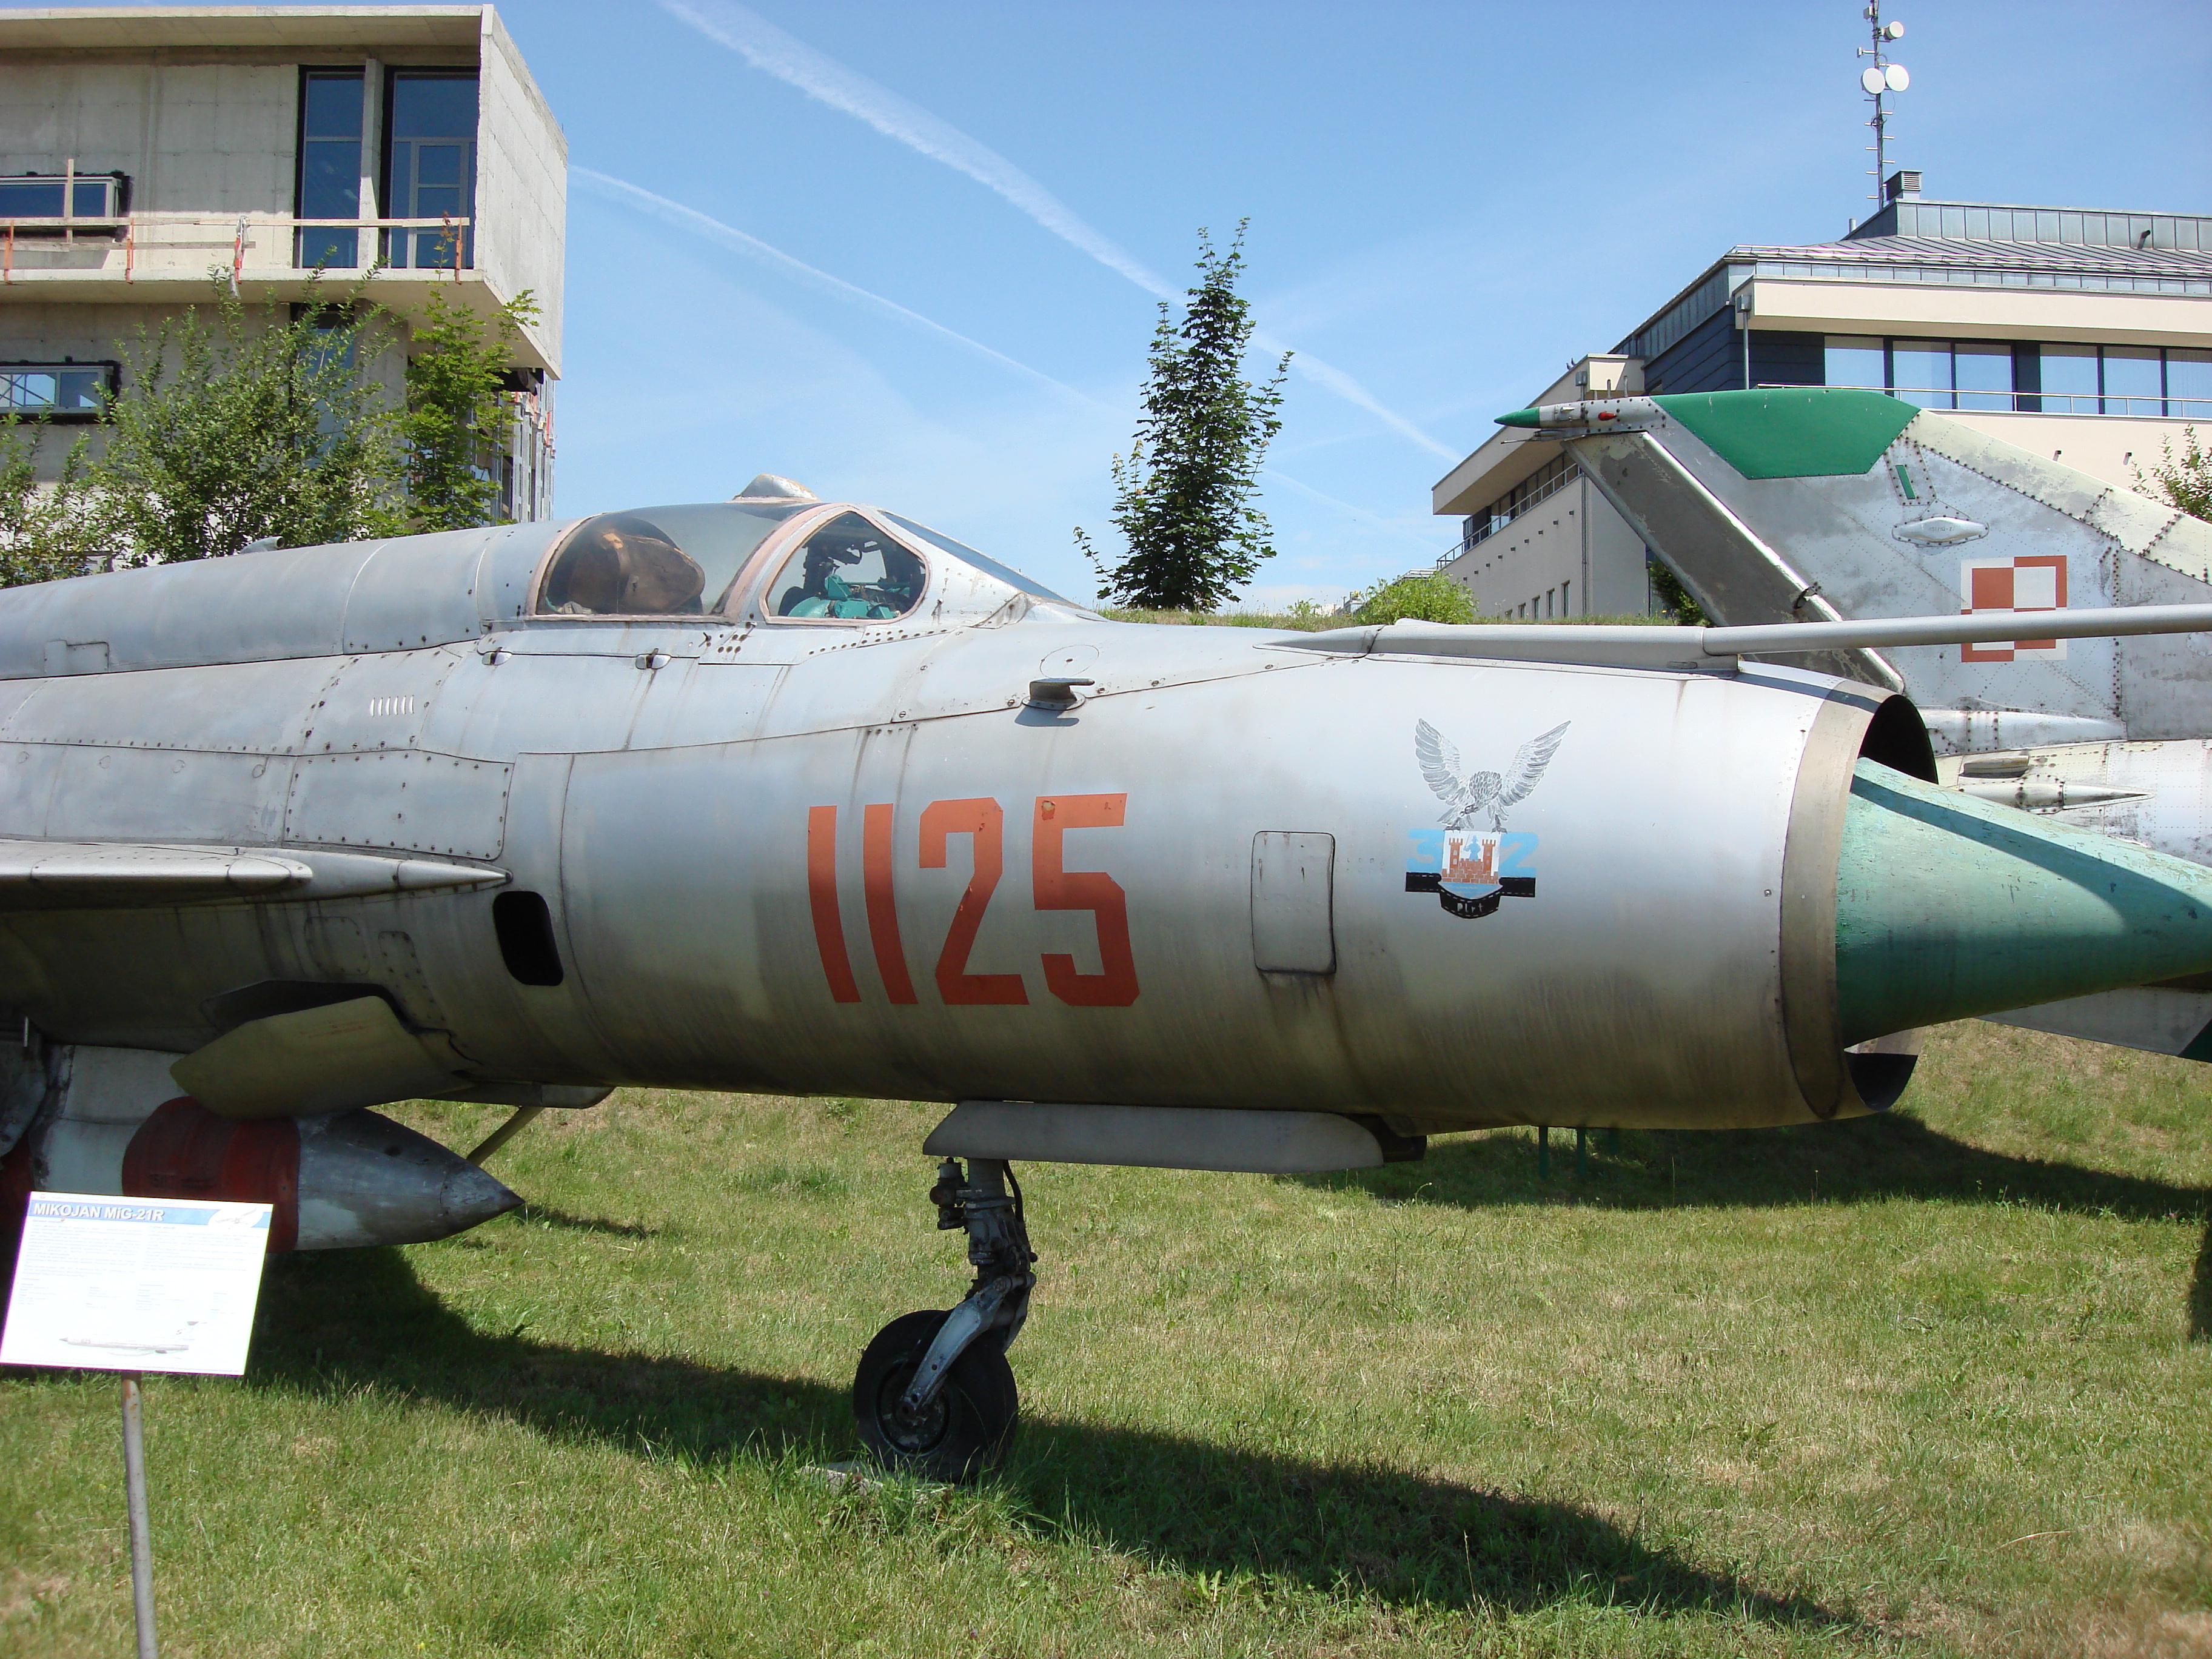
[863,803,919,1004]
[120,1098,300,1253]
[806,805,862,1004]
[0,1133,34,1284]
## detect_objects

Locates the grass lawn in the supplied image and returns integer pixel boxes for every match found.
[3,1020,2207,1657]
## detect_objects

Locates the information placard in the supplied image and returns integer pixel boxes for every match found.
[1,1193,272,1376]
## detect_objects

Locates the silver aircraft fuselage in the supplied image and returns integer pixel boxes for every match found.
[0,495,1910,1138]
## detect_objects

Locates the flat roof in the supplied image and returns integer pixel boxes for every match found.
[0,5,485,50]
[1615,201,2212,361]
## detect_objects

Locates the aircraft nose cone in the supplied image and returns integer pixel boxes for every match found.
[1835,760,2212,1045]
[440,1158,525,1234]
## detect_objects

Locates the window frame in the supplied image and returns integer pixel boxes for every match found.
[380,68,481,270]
[1,359,119,421]
[741,505,936,628]
[0,172,129,236]
[293,67,366,270]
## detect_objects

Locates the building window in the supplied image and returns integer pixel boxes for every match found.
[296,70,364,268]
[1825,337,2209,418]
[2171,350,2212,420]
[2,361,116,419]
[1889,340,1955,409]
[2039,343,2098,412]
[0,172,126,232]
[1824,336,1884,389]
[385,72,478,269]
[2102,347,2162,417]
[1952,343,2014,412]
[1460,452,1577,553]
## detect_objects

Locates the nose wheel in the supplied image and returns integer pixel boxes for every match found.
[852,1309,1017,1481]
[853,1158,1034,1483]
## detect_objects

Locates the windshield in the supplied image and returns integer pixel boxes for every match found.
[884,513,1072,603]
[535,502,807,617]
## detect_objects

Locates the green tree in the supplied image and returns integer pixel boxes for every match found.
[93,274,403,563]
[1077,224,1288,611]
[1349,569,1478,625]
[0,420,109,585]
[403,285,540,532]
[2136,426,2212,523]
[1646,554,1708,623]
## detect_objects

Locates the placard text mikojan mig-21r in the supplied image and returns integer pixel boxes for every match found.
[6,469,2212,1479]
[1502,387,2212,1064]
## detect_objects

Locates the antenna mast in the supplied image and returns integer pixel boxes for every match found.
[1857,3,1910,211]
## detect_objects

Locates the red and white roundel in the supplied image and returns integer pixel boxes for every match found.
[1960,555,2066,662]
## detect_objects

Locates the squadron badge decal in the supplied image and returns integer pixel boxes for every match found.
[1404,719,1569,919]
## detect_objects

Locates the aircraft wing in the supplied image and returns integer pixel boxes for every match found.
[0,837,506,910]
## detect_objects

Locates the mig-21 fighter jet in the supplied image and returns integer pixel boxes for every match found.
[6,467,2212,1479]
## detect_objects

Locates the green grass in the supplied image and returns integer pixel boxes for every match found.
[4,1021,2209,1656]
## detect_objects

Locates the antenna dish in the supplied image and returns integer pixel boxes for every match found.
[1884,19,1905,37]
[1861,65,1887,93]
[1884,63,1910,91]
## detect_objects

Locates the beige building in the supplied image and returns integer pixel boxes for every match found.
[1432,176,2212,618]
[0,4,564,519]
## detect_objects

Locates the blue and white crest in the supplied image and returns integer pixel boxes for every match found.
[1404,719,1568,919]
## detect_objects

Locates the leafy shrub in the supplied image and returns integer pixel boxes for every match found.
[1349,569,1478,626]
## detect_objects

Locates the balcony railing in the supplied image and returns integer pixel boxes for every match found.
[1447,458,1581,561]
[0,213,474,284]
[1777,383,2212,420]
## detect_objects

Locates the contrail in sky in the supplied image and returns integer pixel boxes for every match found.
[574,169,1100,409]
[657,0,1173,298]
[1264,469,1449,554]
[656,0,1460,462]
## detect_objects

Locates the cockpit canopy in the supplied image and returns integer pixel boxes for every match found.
[531,501,1077,626]
[769,512,925,620]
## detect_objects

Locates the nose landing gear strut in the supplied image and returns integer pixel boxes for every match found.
[853,1157,1034,1482]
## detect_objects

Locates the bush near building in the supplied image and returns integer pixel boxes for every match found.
[1350,569,1480,626]
[0,273,540,586]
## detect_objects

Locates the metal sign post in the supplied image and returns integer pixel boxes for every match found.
[119,1372,157,1659]
[2,1193,273,1658]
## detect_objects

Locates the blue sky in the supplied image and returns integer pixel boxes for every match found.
[69,1,2212,604]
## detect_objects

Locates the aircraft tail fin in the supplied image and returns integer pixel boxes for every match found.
[1513,389,2212,745]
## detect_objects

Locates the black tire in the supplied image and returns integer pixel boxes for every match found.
[852,1309,1018,1483]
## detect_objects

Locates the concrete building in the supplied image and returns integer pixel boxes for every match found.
[0,4,563,520]
[1433,175,2212,618]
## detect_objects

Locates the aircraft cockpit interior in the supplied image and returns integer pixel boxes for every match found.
[764,512,925,621]
[529,493,1090,627]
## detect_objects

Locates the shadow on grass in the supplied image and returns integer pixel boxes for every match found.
[1304,1113,2211,1225]
[508,1204,659,1239]
[249,1247,1847,1628]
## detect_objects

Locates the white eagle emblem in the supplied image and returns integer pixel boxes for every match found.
[1414,719,1570,831]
